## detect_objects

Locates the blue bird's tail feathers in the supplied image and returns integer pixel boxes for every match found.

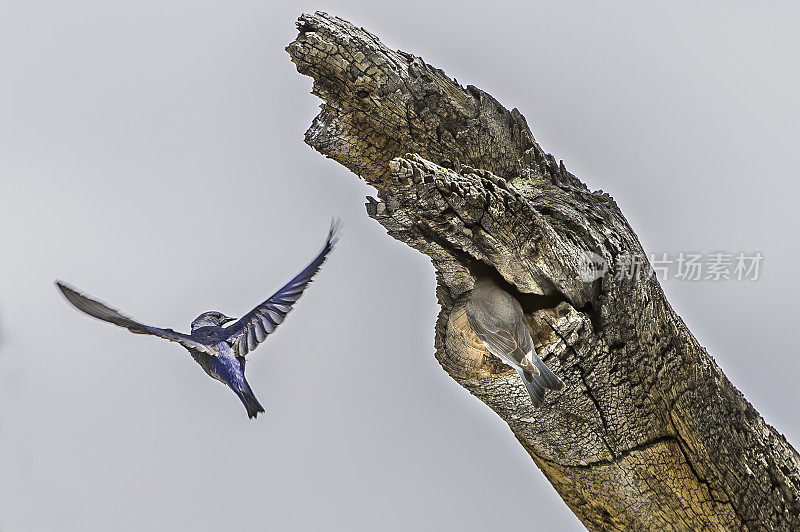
[234,382,265,419]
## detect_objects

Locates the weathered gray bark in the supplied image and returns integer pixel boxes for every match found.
[287,12,800,530]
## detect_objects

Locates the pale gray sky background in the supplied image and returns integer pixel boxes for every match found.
[1,2,798,531]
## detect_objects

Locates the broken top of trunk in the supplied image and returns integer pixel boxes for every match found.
[288,11,582,190]
[288,11,800,531]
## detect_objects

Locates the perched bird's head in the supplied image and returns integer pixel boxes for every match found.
[191,311,237,331]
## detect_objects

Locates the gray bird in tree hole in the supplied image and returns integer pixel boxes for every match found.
[56,222,340,419]
[466,276,564,406]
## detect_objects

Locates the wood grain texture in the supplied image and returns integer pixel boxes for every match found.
[287,12,800,530]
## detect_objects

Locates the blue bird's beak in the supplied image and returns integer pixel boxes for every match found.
[222,315,237,325]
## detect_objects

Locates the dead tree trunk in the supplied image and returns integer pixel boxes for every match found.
[287,12,800,530]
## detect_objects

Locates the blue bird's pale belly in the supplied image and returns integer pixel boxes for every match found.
[206,342,246,389]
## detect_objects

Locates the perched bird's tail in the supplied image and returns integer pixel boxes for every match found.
[517,368,545,407]
[234,381,265,419]
[531,353,565,391]
[517,352,564,407]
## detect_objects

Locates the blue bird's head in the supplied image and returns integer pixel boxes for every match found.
[191,311,237,331]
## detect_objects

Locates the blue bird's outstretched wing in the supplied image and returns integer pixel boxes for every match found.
[56,281,212,353]
[225,221,340,358]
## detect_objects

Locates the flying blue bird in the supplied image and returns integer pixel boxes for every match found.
[466,276,564,407]
[56,223,339,419]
